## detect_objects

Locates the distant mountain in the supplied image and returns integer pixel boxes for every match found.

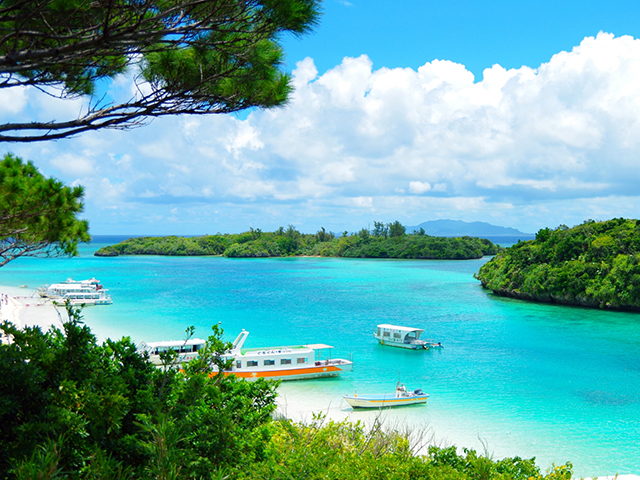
[405,220,534,237]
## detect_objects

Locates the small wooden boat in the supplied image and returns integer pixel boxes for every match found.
[343,382,429,409]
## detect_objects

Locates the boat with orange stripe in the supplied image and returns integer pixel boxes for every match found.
[220,329,353,381]
[139,329,353,381]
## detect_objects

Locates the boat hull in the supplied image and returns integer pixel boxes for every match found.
[375,339,429,350]
[227,363,349,381]
[343,393,429,408]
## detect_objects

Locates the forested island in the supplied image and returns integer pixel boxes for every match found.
[94,221,501,260]
[475,218,640,311]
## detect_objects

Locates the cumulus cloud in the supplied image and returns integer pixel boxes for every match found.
[49,153,95,176]
[409,181,432,194]
[6,32,640,234]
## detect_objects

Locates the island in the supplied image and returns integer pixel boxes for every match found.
[95,221,501,260]
[475,218,640,311]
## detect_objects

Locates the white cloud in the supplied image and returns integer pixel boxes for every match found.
[6,32,640,235]
[0,84,28,116]
[50,153,95,176]
[409,181,432,194]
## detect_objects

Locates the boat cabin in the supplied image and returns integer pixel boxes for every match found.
[139,329,354,380]
[137,338,207,366]
[373,324,430,349]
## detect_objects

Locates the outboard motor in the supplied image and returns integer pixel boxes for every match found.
[414,388,423,395]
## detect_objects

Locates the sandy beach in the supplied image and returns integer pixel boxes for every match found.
[0,285,66,343]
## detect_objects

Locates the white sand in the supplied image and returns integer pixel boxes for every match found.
[0,285,65,343]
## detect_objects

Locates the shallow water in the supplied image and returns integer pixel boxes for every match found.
[1,236,639,478]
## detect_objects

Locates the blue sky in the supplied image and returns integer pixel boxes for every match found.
[4,0,640,235]
[283,0,640,78]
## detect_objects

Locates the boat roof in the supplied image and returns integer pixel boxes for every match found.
[141,338,207,348]
[304,343,334,350]
[376,324,425,333]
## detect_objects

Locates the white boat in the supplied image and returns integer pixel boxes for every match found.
[343,383,429,409]
[373,324,442,350]
[38,278,113,306]
[138,329,354,381]
[137,338,206,366]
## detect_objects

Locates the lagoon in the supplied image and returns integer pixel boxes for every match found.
[1,236,639,478]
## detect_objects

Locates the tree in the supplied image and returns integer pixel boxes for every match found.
[372,221,387,238]
[0,311,278,477]
[388,220,406,238]
[0,153,89,267]
[0,0,320,142]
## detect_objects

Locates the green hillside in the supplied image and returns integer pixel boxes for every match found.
[475,218,640,311]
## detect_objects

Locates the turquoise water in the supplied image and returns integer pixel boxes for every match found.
[2,237,639,477]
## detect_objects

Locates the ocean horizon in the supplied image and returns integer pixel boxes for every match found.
[1,236,639,478]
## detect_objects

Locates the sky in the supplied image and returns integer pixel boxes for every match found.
[4,0,640,236]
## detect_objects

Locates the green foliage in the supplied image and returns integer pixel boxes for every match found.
[0,0,322,142]
[475,218,640,310]
[388,220,406,238]
[95,235,230,257]
[0,310,277,479]
[241,416,571,480]
[95,222,501,260]
[0,153,90,267]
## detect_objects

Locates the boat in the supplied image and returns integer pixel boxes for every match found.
[373,324,442,350]
[137,329,354,381]
[343,382,429,409]
[137,338,206,366]
[38,278,113,306]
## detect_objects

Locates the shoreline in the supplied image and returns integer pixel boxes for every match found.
[0,285,65,343]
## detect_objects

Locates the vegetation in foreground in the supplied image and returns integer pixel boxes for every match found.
[475,218,640,311]
[94,221,501,260]
[0,311,574,479]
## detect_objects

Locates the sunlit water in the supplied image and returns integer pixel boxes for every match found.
[1,236,639,478]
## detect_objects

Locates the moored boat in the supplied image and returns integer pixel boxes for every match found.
[38,278,113,306]
[138,329,354,381]
[373,324,442,350]
[137,338,206,366]
[343,382,429,409]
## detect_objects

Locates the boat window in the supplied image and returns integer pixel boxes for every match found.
[296,357,307,364]
[393,333,401,339]
[264,359,275,366]
[236,361,242,369]
[281,359,292,365]
[383,331,390,337]
[247,360,258,367]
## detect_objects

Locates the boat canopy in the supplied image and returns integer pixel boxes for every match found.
[376,324,425,334]
[140,338,207,349]
[304,343,334,350]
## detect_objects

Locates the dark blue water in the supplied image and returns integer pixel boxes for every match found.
[1,237,638,477]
